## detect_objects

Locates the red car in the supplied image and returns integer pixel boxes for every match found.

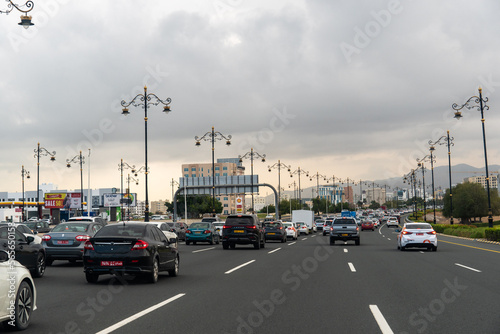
[361,221,375,231]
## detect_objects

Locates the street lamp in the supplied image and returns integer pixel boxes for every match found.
[66,151,85,214]
[118,159,136,220]
[121,85,172,222]
[194,126,231,216]
[0,0,34,28]
[268,160,291,219]
[171,178,180,204]
[125,174,139,220]
[21,165,30,221]
[33,143,55,219]
[239,148,266,213]
[416,156,433,222]
[309,172,327,199]
[290,167,309,208]
[403,170,417,219]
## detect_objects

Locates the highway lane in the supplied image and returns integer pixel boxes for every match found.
[13,229,500,334]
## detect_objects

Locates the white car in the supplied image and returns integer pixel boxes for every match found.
[397,223,437,251]
[0,250,37,330]
[144,222,178,247]
[282,222,298,240]
[295,222,310,235]
[213,222,224,239]
[386,218,399,228]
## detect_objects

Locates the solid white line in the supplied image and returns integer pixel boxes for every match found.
[344,249,348,253]
[455,263,482,273]
[369,305,394,334]
[288,242,296,246]
[225,260,256,274]
[348,262,356,272]
[268,248,281,254]
[302,238,308,241]
[192,247,215,253]
[419,251,425,254]
[96,293,186,334]
[387,238,391,241]
[311,235,317,238]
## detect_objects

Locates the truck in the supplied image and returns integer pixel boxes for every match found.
[292,210,315,233]
[330,216,360,245]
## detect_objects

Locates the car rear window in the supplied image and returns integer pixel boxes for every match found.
[52,223,89,232]
[95,225,146,237]
[225,217,255,225]
[406,224,432,230]
[264,223,281,228]
[333,219,356,225]
[190,223,209,229]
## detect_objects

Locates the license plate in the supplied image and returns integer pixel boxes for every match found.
[268,232,276,235]
[195,231,202,234]
[233,230,244,233]
[341,234,349,237]
[57,240,69,245]
[417,233,423,236]
[101,261,123,267]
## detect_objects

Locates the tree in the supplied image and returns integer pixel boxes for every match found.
[174,195,222,219]
[369,201,380,210]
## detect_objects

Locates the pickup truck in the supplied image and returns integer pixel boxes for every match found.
[330,217,360,245]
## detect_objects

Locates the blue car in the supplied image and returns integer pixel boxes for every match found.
[185,222,220,245]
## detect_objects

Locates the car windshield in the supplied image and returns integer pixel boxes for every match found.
[96,225,146,237]
[52,223,89,233]
[264,223,280,228]
[406,224,432,230]
[283,223,292,227]
[225,217,254,225]
[190,223,209,229]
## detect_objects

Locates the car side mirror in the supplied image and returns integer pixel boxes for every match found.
[26,236,35,244]
[0,250,9,262]
[168,238,177,244]
[33,231,38,235]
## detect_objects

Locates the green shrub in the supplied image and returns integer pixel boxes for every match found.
[485,228,500,241]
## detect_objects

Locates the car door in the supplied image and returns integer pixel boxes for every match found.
[149,226,171,270]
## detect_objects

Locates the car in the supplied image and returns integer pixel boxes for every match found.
[264,221,287,243]
[315,219,325,232]
[145,222,178,248]
[329,217,360,245]
[201,216,221,223]
[213,222,224,239]
[83,222,179,283]
[397,223,437,251]
[295,222,310,235]
[0,225,46,278]
[165,222,187,241]
[386,218,399,228]
[361,221,375,231]
[323,219,333,236]
[23,220,51,234]
[42,222,104,265]
[0,250,37,330]
[282,222,298,240]
[68,216,107,226]
[222,214,265,249]
[185,222,220,245]
[151,215,163,220]
[0,223,42,244]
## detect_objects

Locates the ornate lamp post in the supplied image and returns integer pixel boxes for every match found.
[195,126,231,216]
[268,160,291,218]
[1,0,35,28]
[239,148,266,213]
[416,156,433,222]
[125,174,139,220]
[121,85,172,222]
[21,165,30,221]
[118,159,136,220]
[453,88,493,227]
[309,172,327,199]
[403,170,417,219]
[290,167,309,208]
[171,178,180,204]
[66,151,85,214]
[33,143,55,219]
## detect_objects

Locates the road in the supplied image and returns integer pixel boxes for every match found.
[14,225,500,334]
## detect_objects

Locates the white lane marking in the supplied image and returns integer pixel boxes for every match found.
[302,238,308,241]
[288,242,296,246]
[455,263,482,273]
[369,305,394,334]
[311,235,317,238]
[192,247,215,253]
[419,251,425,254]
[268,248,281,254]
[225,260,256,274]
[344,249,348,253]
[96,293,185,334]
[387,238,391,241]
[348,262,356,272]
[382,235,385,238]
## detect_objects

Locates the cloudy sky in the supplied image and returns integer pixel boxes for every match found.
[1,0,499,201]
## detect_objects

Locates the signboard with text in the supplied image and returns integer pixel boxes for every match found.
[44,193,81,209]
[103,193,137,207]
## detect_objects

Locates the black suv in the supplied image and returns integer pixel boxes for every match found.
[222,214,265,249]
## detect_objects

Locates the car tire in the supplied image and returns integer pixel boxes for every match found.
[148,258,159,284]
[432,246,437,252]
[209,236,214,245]
[32,252,46,278]
[400,246,406,251]
[281,236,286,243]
[193,242,197,245]
[186,240,191,245]
[261,237,265,248]
[3,280,34,330]
[222,241,229,249]
[85,272,99,283]
[168,256,179,277]
[254,239,261,249]
[216,236,220,245]
[355,238,360,246]
[46,258,53,266]
[330,238,335,245]
[230,243,236,249]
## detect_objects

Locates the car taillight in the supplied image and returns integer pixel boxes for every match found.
[278,227,282,230]
[223,225,230,229]
[132,240,148,250]
[76,235,90,242]
[42,235,51,241]
[402,231,412,235]
[247,225,257,230]
[186,230,192,234]
[203,230,211,234]
[84,241,94,250]
[427,231,436,235]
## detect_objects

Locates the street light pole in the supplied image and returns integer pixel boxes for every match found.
[66,151,85,214]
[195,127,231,216]
[290,167,309,209]
[121,85,172,222]
[239,148,266,213]
[33,143,56,219]
[118,159,135,220]
[0,0,35,28]
[268,160,291,219]
[125,174,139,220]
[21,165,30,221]
[453,88,493,227]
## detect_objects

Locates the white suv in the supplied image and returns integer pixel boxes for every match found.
[386,217,399,228]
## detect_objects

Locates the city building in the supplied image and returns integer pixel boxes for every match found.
[151,200,168,214]
[318,184,343,205]
[465,175,499,190]
[365,187,386,205]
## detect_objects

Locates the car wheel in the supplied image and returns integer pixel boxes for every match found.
[186,240,191,245]
[254,239,261,249]
[355,238,360,246]
[32,252,46,278]
[4,281,34,330]
[400,246,406,251]
[46,258,53,266]
[168,256,179,277]
[281,236,286,243]
[261,237,265,248]
[222,241,229,249]
[330,238,335,245]
[193,242,197,245]
[432,246,437,252]
[230,243,236,249]
[148,258,159,283]
[85,272,99,283]
[216,236,220,245]
[209,236,214,245]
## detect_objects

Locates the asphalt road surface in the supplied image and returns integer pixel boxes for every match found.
[13,225,500,334]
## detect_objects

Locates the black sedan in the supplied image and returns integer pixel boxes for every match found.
[264,221,287,243]
[83,223,179,283]
[42,222,104,265]
[0,225,46,277]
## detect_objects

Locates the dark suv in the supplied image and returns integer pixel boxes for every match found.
[222,214,265,249]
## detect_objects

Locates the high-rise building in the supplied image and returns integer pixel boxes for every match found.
[465,175,498,190]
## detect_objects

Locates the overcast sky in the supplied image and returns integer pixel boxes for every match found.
[1,0,499,201]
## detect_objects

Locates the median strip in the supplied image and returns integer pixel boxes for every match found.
[225,260,256,274]
[268,248,281,254]
[96,293,186,334]
[455,263,482,273]
[192,247,215,253]
[369,305,394,334]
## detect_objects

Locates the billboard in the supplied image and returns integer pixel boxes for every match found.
[44,193,81,209]
[179,175,259,195]
[103,193,137,207]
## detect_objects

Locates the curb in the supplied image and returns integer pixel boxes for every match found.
[437,233,500,245]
